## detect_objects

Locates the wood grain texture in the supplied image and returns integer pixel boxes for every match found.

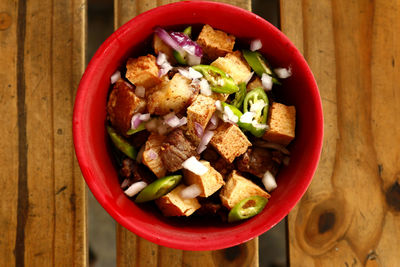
[0,0,87,266]
[114,1,257,266]
[280,0,400,266]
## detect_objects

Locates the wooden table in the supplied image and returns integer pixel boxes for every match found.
[1,0,399,266]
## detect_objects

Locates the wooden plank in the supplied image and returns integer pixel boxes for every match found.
[114,1,257,266]
[281,0,400,266]
[0,0,87,266]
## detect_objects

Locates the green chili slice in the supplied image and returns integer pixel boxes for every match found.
[173,50,187,65]
[192,65,239,94]
[228,196,268,223]
[231,82,247,109]
[242,49,281,85]
[241,88,269,137]
[135,175,182,203]
[126,122,146,135]
[107,125,137,160]
[183,26,192,38]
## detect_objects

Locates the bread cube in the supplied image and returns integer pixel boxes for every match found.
[126,54,161,88]
[142,133,167,178]
[155,184,201,216]
[263,102,296,145]
[220,170,270,209]
[210,92,229,102]
[211,51,251,84]
[153,34,176,64]
[183,160,225,197]
[210,122,251,163]
[247,77,263,91]
[186,95,216,144]
[107,79,146,135]
[196,24,235,61]
[147,73,195,115]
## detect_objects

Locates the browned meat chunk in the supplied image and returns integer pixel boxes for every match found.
[160,129,197,172]
[196,199,222,216]
[119,158,156,189]
[236,148,281,178]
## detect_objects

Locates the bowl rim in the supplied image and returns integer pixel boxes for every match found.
[73,0,323,250]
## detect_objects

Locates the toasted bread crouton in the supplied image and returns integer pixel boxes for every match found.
[155,184,201,216]
[183,160,225,197]
[142,133,167,178]
[197,24,235,61]
[153,34,176,64]
[126,54,161,88]
[263,102,296,145]
[247,76,263,92]
[210,122,251,163]
[147,73,195,115]
[210,92,229,102]
[220,170,270,209]
[107,79,146,135]
[187,95,216,144]
[211,51,251,84]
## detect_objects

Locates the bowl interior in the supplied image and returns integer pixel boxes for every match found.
[73,1,323,250]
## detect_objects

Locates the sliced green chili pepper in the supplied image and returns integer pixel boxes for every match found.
[135,175,182,203]
[126,122,146,135]
[241,88,269,137]
[173,50,187,65]
[183,26,192,38]
[221,102,243,119]
[231,82,247,109]
[228,196,268,223]
[242,49,281,85]
[107,125,137,159]
[192,65,239,94]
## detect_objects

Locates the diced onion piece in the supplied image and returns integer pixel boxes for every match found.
[111,70,121,84]
[274,67,292,79]
[178,68,190,78]
[197,130,214,154]
[262,171,277,192]
[188,67,203,79]
[177,116,187,127]
[124,181,148,197]
[207,113,219,130]
[215,100,222,111]
[240,112,255,124]
[254,140,291,155]
[199,78,212,96]
[223,106,238,123]
[180,184,202,199]
[120,178,131,189]
[157,52,173,77]
[250,39,262,51]
[139,113,150,121]
[187,53,201,66]
[182,156,208,175]
[244,71,254,85]
[283,156,290,166]
[130,113,142,129]
[135,86,145,98]
[261,73,273,91]
[136,145,145,163]
[164,113,181,128]
[154,27,182,52]
[194,122,204,138]
[169,31,203,57]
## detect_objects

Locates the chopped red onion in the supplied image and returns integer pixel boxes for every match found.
[215,100,222,111]
[188,67,203,79]
[194,122,204,138]
[262,171,277,192]
[197,130,214,154]
[111,70,121,84]
[182,156,208,175]
[206,113,219,130]
[274,67,292,79]
[135,86,145,97]
[120,178,132,189]
[180,184,202,199]
[199,78,212,96]
[244,71,254,85]
[164,113,181,128]
[223,106,238,123]
[254,140,291,155]
[177,116,187,127]
[157,52,173,77]
[250,39,262,51]
[154,27,182,52]
[147,149,158,160]
[136,145,145,163]
[170,31,203,57]
[124,181,148,197]
[130,113,142,129]
[261,73,273,91]
[139,113,151,121]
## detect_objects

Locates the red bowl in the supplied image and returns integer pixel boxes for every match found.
[73,1,323,250]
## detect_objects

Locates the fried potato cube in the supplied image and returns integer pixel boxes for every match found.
[196,24,235,61]
[107,79,146,135]
[247,76,263,91]
[220,170,270,210]
[155,184,201,216]
[142,133,167,178]
[126,54,161,88]
[186,95,216,144]
[183,160,225,197]
[211,51,252,84]
[153,34,177,64]
[210,122,251,163]
[147,73,195,115]
[263,102,296,145]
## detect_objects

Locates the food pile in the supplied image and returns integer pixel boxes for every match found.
[106,25,296,222]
